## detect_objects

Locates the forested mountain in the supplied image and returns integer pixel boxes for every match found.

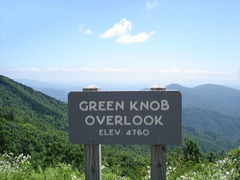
[1,75,240,178]
[2,75,240,153]
[0,75,84,168]
[167,84,240,116]
[183,107,240,142]
[167,83,240,152]
[0,75,68,131]
[0,75,152,178]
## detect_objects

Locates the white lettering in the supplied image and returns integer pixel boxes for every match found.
[107,101,114,111]
[80,101,125,111]
[140,101,149,111]
[124,116,131,125]
[155,115,163,125]
[79,101,88,111]
[116,101,124,111]
[115,115,123,125]
[144,115,154,125]
[161,100,169,111]
[98,101,106,111]
[129,100,170,111]
[143,129,150,136]
[99,129,104,135]
[85,115,95,126]
[85,115,164,126]
[99,129,121,136]
[89,101,97,111]
[96,116,105,125]
[126,129,150,136]
[130,101,138,111]
[106,115,114,125]
[80,100,169,112]
[150,101,160,111]
[109,129,114,136]
[132,115,142,125]
[115,129,121,135]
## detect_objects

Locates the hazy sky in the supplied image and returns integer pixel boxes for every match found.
[1,0,240,89]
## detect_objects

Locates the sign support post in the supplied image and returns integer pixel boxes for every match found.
[69,84,181,179]
[150,85,167,180]
[83,85,101,180]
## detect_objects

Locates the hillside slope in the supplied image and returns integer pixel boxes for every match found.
[183,107,240,142]
[0,75,239,159]
[0,75,85,168]
[0,75,68,131]
[167,84,240,116]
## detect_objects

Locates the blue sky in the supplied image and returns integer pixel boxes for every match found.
[0,0,240,89]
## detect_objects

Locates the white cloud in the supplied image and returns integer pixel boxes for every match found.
[30,67,41,72]
[154,69,228,74]
[10,67,228,75]
[100,18,155,44]
[116,31,155,44]
[13,68,41,72]
[61,68,85,72]
[141,68,153,72]
[100,18,132,38]
[46,68,61,72]
[84,29,92,35]
[53,68,91,72]
[102,67,127,72]
[6,67,232,86]
[146,0,158,9]
[78,24,92,35]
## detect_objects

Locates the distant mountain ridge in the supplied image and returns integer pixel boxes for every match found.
[1,75,240,153]
[167,83,240,116]
[15,79,52,88]
[168,83,240,150]
[14,80,240,115]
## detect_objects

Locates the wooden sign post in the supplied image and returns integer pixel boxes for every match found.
[68,84,181,180]
[150,84,167,180]
[83,85,101,180]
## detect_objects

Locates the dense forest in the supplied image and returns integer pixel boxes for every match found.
[0,75,240,179]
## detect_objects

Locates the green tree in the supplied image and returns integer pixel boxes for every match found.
[229,146,240,175]
[182,137,203,163]
[8,108,15,121]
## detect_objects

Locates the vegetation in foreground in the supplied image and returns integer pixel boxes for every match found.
[0,141,239,180]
